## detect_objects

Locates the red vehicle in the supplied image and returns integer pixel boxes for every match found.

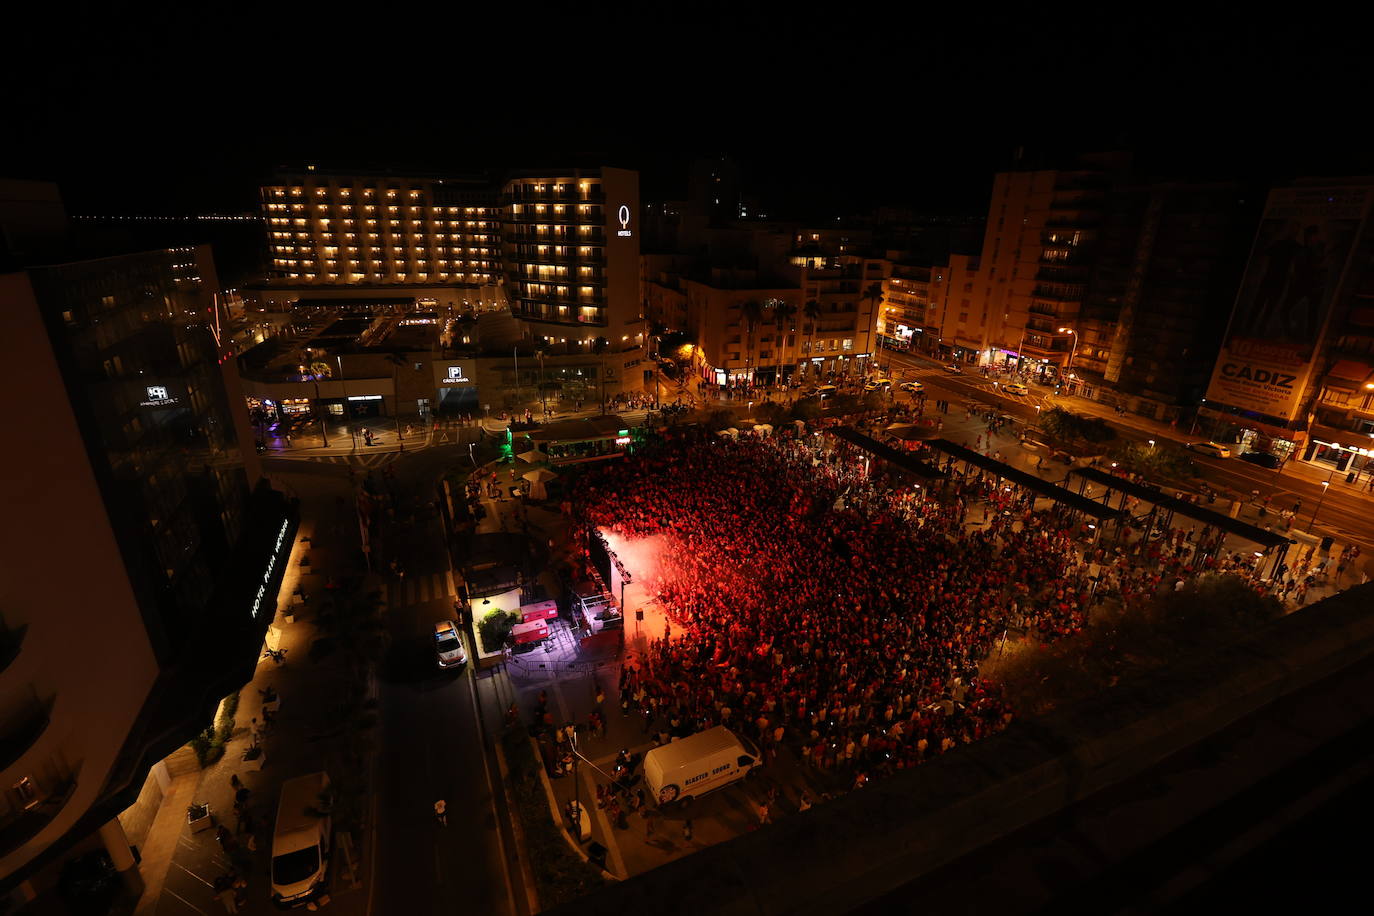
[511,619,549,646]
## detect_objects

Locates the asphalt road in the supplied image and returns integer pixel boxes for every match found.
[363,444,521,916]
[879,351,1374,549]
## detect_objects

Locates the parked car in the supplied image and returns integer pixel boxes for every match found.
[433,619,467,669]
[1238,450,1281,469]
[944,364,962,374]
[1003,381,1029,396]
[1186,441,1232,459]
[863,377,892,392]
[813,384,839,399]
[899,380,925,393]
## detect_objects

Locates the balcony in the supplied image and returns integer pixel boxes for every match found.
[0,776,78,859]
[1032,284,1087,302]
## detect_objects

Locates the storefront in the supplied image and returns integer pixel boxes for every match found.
[280,397,312,417]
[433,360,478,414]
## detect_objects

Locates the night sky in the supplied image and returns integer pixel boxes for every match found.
[4,12,1369,220]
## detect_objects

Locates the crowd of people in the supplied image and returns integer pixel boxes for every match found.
[565,415,1334,805]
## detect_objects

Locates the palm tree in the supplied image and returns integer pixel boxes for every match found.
[772,300,798,385]
[740,299,764,384]
[803,299,822,380]
[860,282,884,376]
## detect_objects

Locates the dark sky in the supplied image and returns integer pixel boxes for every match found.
[5,11,1369,219]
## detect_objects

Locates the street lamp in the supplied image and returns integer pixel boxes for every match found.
[1307,479,1331,533]
[1057,327,1078,377]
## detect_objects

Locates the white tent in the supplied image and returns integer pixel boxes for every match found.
[522,467,558,500]
[517,449,544,463]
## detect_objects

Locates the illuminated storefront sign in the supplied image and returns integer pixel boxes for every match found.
[615,436,632,445]
[251,519,291,618]
[140,385,179,407]
[616,205,632,237]
[347,394,383,401]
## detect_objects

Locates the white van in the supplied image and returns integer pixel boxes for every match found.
[271,772,332,908]
[644,726,761,806]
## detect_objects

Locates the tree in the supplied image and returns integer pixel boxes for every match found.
[860,282,884,373]
[740,299,764,383]
[803,299,822,379]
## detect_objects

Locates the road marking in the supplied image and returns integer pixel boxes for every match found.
[171,861,215,888]
[469,667,520,916]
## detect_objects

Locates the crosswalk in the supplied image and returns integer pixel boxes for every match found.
[380,571,455,608]
[301,452,402,469]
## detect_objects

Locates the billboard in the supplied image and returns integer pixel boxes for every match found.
[1206,186,1371,421]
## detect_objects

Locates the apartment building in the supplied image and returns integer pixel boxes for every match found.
[1201,180,1374,473]
[0,239,293,904]
[1072,182,1259,419]
[682,275,802,386]
[877,259,933,351]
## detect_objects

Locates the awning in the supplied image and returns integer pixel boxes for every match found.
[1325,359,1372,386]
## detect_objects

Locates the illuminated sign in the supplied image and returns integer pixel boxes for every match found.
[616,204,632,237]
[347,394,383,401]
[435,363,474,387]
[615,436,632,445]
[251,519,291,618]
[140,385,179,407]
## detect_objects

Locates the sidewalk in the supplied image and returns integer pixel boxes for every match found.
[129,473,375,916]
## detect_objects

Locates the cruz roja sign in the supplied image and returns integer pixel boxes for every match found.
[251,518,291,619]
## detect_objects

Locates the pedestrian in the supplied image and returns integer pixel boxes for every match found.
[683,818,693,843]
[434,798,447,826]
[215,885,240,914]
[230,774,243,794]
[798,790,812,813]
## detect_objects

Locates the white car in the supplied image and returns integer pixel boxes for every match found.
[944,364,962,374]
[1003,382,1029,396]
[812,384,839,399]
[1187,441,1232,459]
[434,619,467,669]
[863,378,892,393]
[899,380,925,393]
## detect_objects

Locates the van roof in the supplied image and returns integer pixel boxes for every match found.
[646,726,741,768]
[276,773,329,837]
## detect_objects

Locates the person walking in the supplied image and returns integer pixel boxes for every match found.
[682,818,693,843]
[434,798,447,827]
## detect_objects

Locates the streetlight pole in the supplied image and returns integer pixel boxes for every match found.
[1057,327,1077,380]
[1307,476,1333,533]
[337,355,356,451]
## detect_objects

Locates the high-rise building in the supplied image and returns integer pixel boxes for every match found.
[0,229,295,902]
[1070,182,1261,420]
[953,153,1129,371]
[502,168,642,354]
[1201,179,1374,472]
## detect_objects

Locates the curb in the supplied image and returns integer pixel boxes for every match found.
[529,737,623,883]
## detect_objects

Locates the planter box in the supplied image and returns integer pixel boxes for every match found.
[187,808,213,833]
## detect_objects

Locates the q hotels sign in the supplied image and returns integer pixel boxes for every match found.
[617,205,632,237]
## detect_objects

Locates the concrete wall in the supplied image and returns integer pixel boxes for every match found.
[546,582,1374,916]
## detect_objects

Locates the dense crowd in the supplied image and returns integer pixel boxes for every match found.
[567,432,1132,786]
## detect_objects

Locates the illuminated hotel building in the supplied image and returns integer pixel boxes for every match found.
[502,168,642,353]
[258,171,503,313]
[255,168,646,392]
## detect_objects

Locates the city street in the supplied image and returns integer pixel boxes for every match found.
[879,350,1374,550]
[356,446,523,916]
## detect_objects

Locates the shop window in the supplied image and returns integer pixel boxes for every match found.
[328,404,344,416]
